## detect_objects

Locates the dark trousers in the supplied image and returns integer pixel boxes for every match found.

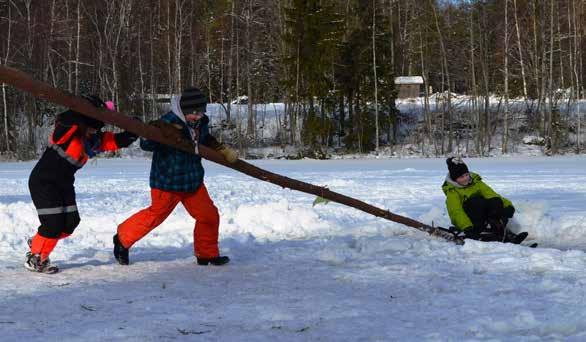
[462,197,507,241]
[28,172,80,239]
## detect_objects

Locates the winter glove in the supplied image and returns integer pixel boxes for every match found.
[217,145,239,163]
[115,131,139,148]
[125,130,138,140]
[462,225,481,240]
[503,205,515,218]
[487,197,505,218]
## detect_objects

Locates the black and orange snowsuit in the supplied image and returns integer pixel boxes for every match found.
[28,109,137,261]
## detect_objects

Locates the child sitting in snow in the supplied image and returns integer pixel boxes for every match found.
[442,157,527,244]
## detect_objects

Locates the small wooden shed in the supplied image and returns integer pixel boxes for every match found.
[394,76,424,99]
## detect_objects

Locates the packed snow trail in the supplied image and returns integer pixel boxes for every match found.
[1,157,586,341]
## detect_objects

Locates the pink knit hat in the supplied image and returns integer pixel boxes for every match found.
[105,101,116,111]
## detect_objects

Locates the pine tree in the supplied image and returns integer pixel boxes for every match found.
[335,0,398,152]
[282,0,342,148]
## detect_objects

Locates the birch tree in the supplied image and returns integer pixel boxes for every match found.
[372,0,379,151]
[1,0,12,153]
[502,0,510,153]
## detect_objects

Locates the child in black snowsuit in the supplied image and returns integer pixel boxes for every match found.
[26,96,137,273]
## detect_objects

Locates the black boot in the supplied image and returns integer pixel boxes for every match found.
[505,231,528,244]
[197,256,230,266]
[113,234,130,265]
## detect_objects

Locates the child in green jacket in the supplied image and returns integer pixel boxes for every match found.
[442,157,527,243]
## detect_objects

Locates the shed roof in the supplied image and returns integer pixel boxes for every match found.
[394,76,424,85]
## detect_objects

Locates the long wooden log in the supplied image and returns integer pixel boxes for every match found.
[0,65,463,244]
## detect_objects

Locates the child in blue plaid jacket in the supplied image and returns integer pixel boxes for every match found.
[115,87,237,266]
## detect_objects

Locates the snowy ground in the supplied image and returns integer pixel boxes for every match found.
[1,156,586,341]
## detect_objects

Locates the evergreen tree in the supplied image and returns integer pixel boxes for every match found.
[282,0,342,148]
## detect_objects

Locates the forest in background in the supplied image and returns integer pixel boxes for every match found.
[0,0,584,159]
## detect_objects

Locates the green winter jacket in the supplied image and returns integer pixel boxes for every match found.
[442,172,513,231]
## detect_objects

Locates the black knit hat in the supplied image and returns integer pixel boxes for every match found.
[81,94,106,130]
[179,87,207,114]
[446,157,469,180]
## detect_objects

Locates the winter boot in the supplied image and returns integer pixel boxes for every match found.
[197,256,230,266]
[477,232,502,242]
[113,234,130,265]
[26,237,51,264]
[505,231,529,244]
[24,253,59,274]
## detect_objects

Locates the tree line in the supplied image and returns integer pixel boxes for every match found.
[0,0,584,159]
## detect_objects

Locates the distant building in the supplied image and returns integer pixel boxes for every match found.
[394,76,424,98]
[140,93,171,103]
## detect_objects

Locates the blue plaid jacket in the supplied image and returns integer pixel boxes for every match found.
[140,112,210,192]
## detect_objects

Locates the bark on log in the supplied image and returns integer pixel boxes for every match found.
[0,65,463,245]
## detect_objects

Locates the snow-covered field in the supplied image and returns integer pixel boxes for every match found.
[1,156,586,341]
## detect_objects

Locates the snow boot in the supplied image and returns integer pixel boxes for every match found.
[502,230,527,244]
[197,256,230,266]
[506,231,529,244]
[26,236,52,265]
[24,253,59,274]
[113,234,129,265]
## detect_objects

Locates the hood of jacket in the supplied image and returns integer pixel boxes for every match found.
[442,172,481,194]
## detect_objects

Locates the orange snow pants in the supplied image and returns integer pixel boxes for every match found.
[117,185,220,258]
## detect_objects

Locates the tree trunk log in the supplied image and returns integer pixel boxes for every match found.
[0,65,463,245]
